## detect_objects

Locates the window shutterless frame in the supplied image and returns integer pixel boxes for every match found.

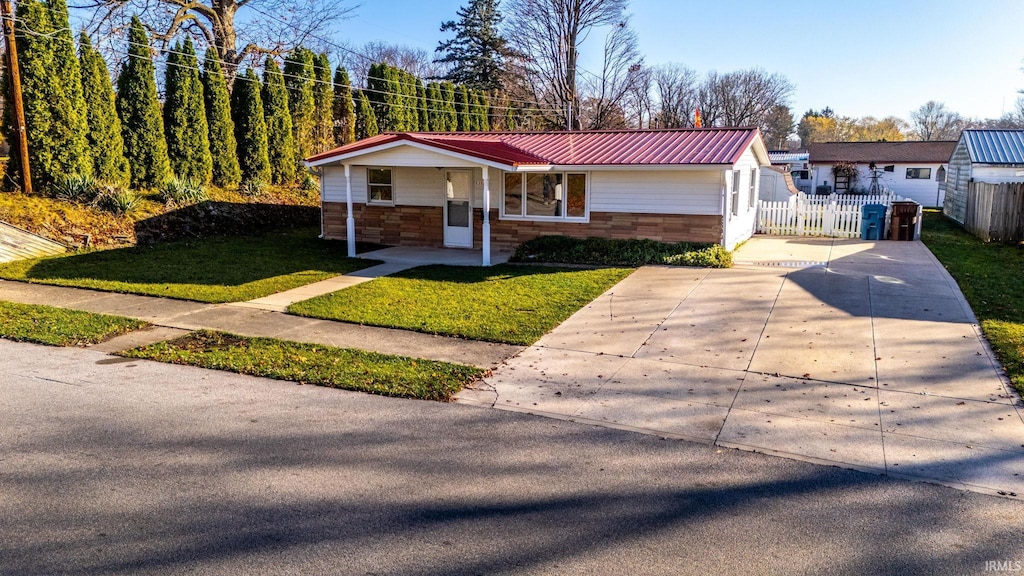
[500,171,590,222]
[367,166,395,204]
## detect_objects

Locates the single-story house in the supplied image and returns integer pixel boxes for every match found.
[807,141,957,206]
[304,128,771,265]
[944,129,1024,224]
[767,150,811,193]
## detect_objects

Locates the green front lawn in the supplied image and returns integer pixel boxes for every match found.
[921,209,1024,394]
[0,300,146,346]
[121,330,484,401]
[0,228,379,303]
[289,264,634,345]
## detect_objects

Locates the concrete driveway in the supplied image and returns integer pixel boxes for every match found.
[458,237,1024,497]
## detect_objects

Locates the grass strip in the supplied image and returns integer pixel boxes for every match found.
[0,228,379,303]
[120,330,485,401]
[511,235,732,268]
[289,264,633,345]
[0,300,146,346]
[921,209,1024,394]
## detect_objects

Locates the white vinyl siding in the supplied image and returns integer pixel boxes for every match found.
[589,170,722,215]
[725,148,759,250]
[337,146,483,168]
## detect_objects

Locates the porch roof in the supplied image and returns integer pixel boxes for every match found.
[305,128,767,168]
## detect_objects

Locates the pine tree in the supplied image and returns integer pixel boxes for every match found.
[455,85,471,131]
[116,16,171,188]
[45,0,91,178]
[332,66,356,145]
[435,0,512,91]
[440,82,458,131]
[231,68,270,184]
[355,90,378,139]
[79,32,130,183]
[312,52,334,153]
[283,47,316,161]
[201,47,241,188]
[476,90,490,131]
[382,65,405,131]
[262,57,296,184]
[164,39,212,183]
[365,63,387,130]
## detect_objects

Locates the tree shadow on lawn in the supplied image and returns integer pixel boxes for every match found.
[16,231,378,288]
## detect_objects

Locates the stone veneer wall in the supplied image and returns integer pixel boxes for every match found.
[322,202,723,249]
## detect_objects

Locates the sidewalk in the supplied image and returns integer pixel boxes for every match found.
[0,279,519,369]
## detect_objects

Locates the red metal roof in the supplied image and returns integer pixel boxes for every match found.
[306,128,762,167]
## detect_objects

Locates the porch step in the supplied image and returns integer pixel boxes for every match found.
[0,221,66,263]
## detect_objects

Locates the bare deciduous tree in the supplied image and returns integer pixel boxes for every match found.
[577,19,642,129]
[506,0,629,130]
[651,63,697,128]
[909,101,966,140]
[83,0,356,81]
[339,41,451,88]
[699,68,793,128]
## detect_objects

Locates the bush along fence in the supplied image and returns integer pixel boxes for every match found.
[962,182,1024,243]
[757,192,900,238]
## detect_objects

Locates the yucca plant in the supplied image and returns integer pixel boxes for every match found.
[96,186,138,215]
[161,177,209,205]
[241,178,266,198]
[52,174,102,204]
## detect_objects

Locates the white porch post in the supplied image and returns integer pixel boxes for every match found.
[481,166,491,266]
[344,164,356,258]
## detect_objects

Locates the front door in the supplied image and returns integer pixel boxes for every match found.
[443,170,473,248]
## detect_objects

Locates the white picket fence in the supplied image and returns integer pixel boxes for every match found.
[757,193,901,239]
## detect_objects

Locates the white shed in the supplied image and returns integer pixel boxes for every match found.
[944,130,1024,224]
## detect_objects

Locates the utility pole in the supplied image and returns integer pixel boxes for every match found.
[1,0,31,194]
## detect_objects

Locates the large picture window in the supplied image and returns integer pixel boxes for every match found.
[502,171,588,220]
[367,167,394,203]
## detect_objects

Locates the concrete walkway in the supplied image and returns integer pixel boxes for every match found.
[0,280,519,368]
[457,237,1024,498]
[232,246,512,312]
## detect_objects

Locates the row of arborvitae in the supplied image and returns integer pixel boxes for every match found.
[1,5,360,196]
[1,1,519,200]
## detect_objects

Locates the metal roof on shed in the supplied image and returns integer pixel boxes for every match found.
[963,130,1024,164]
[306,128,764,167]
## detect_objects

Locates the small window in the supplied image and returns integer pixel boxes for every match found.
[884,165,895,172]
[730,171,741,216]
[367,167,393,203]
[748,168,757,209]
[566,173,587,218]
[906,168,931,180]
[792,170,809,180]
[503,173,522,216]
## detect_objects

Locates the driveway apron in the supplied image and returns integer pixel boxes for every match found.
[457,238,1024,498]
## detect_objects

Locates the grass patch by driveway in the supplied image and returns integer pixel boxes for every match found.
[0,300,146,346]
[121,330,484,401]
[512,235,732,268]
[0,228,379,303]
[921,209,1024,394]
[289,264,633,345]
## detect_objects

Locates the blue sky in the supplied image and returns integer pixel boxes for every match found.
[334,0,1024,122]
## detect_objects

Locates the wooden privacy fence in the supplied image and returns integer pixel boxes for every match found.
[965,182,1024,242]
[757,193,899,238]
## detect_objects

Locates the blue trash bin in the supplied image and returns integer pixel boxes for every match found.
[860,203,886,240]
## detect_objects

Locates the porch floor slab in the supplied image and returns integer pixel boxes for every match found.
[457,237,1024,499]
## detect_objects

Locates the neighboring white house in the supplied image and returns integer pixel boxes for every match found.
[807,141,957,206]
[945,129,1024,224]
[768,150,811,193]
[304,128,771,265]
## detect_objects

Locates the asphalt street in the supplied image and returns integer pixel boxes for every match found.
[2,339,1023,575]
